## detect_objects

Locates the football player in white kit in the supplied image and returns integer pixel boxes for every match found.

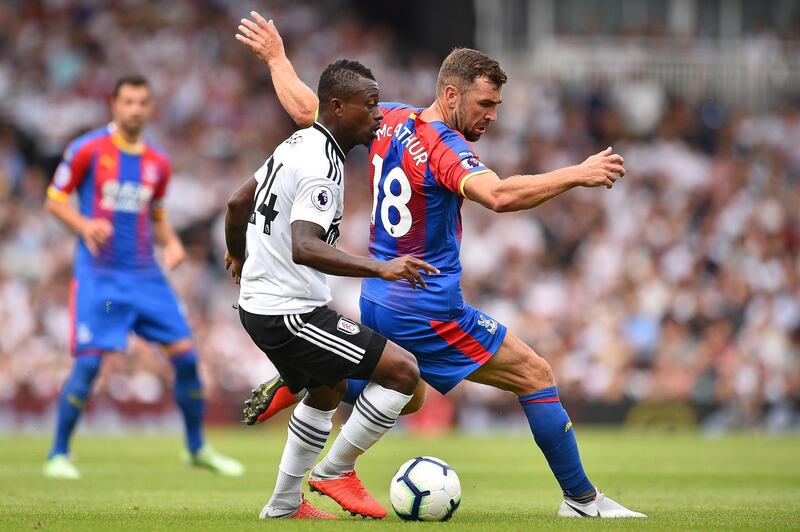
[225,55,439,520]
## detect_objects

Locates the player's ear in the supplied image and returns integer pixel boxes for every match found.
[330,97,345,118]
[443,85,458,110]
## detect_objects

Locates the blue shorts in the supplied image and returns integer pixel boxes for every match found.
[359,298,507,394]
[70,269,191,356]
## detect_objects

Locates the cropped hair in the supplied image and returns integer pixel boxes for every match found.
[317,59,376,104]
[112,75,149,98]
[436,48,507,95]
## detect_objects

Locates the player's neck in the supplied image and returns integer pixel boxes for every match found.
[419,101,453,128]
[317,116,354,156]
[111,123,144,150]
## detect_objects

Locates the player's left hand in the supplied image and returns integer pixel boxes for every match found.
[235,11,286,66]
[225,251,244,284]
[164,239,186,270]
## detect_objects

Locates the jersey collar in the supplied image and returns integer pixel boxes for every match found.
[313,122,345,162]
[108,122,145,155]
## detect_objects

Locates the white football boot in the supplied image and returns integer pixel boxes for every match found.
[558,490,646,518]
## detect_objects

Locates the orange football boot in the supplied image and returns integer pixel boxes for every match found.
[308,471,387,519]
[242,376,301,425]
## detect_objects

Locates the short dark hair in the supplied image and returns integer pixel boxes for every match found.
[436,48,507,95]
[317,59,376,105]
[112,75,149,98]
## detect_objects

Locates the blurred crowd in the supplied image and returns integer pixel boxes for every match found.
[0,0,797,431]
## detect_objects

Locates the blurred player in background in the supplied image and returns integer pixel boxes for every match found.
[225,56,437,519]
[42,75,244,479]
[237,12,644,518]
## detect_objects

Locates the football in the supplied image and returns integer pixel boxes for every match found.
[389,456,462,521]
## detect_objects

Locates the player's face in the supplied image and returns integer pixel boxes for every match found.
[455,76,502,142]
[111,85,153,137]
[341,79,383,146]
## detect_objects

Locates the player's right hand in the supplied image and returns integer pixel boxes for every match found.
[377,256,439,290]
[579,147,626,189]
[235,11,285,66]
[80,218,113,256]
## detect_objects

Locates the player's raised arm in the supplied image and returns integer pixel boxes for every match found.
[462,147,625,213]
[291,221,439,290]
[236,11,319,128]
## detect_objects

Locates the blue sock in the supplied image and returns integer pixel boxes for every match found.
[170,350,205,454]
[519,386,594,500]
[343,379,369,405]
[50,354,102,458]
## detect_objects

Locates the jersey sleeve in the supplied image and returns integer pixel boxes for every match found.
[289,175,341,233]
[429,129,492,196]
[47,140,94,202]
[151,158,171,220]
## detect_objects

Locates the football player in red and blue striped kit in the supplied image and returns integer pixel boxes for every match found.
[237,12,645,519]
[42,76,243,479]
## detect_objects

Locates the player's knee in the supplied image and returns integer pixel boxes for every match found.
[393,353,420,395]
[518,353,555,394]
[380,350,419,395]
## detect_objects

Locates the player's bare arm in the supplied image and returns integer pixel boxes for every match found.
[45,197,113,256]
[152,217,186,269]
[224,176,258,282]
[291,220,439,290]
[463,147,625,213]
[235,11,318,128]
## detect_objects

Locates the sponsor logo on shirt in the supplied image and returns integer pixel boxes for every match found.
[477,314,498,334]
[99,181,154,213]
[337,317,360,335]
[312,185,333,211]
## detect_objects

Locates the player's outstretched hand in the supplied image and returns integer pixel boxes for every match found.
[235,11,285,66]
[377,256,439,290]
[225,251,244,284]
[80,218,113,256]
[579,146,626,189]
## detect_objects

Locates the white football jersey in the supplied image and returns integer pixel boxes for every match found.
[238,122,345,315]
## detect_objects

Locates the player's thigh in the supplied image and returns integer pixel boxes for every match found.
[130,274,192,346]
[72,272,136,355]
[465,332,554,395]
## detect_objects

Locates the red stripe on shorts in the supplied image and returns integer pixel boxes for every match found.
[429,320,493,365]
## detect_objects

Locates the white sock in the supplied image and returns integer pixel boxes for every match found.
[314,383,411,478]
[265,399,335,515]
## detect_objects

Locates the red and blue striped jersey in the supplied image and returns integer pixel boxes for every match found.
[47,124,171,274]
[361,102,491,320]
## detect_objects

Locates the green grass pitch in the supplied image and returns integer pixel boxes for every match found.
[2,427,799,530]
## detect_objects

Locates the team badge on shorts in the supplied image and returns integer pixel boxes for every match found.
[312,186,333,211]
[336,317,360,335]
[477,314,498,334]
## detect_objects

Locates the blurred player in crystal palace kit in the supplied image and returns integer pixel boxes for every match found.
[42,75,243,479]
[235,11,645,518]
